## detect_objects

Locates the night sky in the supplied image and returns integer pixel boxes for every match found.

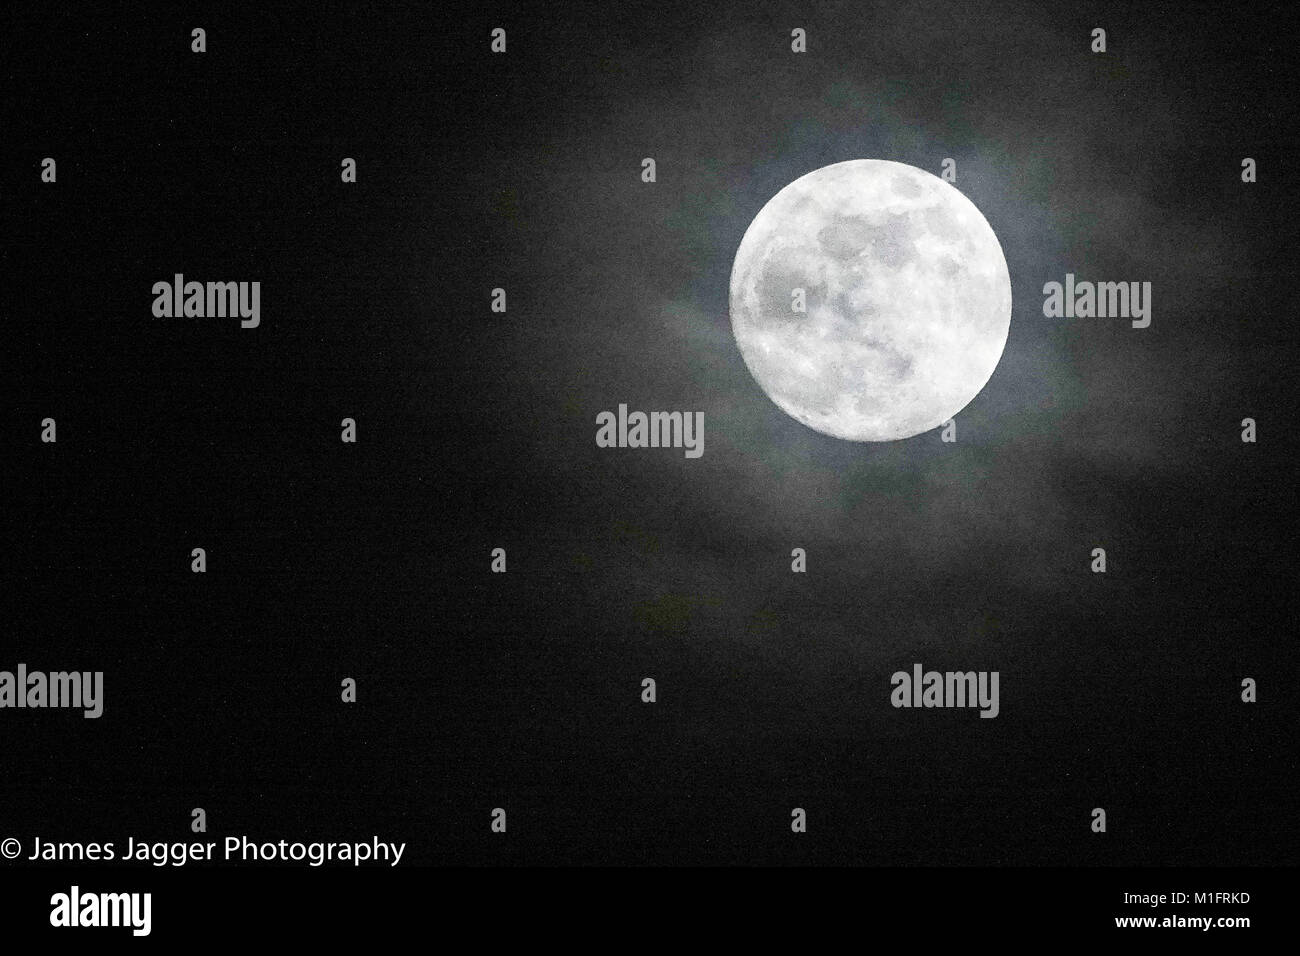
[8,1,1295,865]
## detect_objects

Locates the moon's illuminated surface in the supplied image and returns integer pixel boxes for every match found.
[729,159,1012,441]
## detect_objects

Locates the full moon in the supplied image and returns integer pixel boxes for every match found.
[729,159,1012,441]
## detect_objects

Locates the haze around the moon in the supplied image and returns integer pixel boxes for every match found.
[729,159,1012,441]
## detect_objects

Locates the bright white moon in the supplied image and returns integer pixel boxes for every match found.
[729,159,1012,441]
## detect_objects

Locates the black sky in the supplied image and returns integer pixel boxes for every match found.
[7,1,1296,864]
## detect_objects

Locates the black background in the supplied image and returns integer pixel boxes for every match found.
[6,1,1296,868]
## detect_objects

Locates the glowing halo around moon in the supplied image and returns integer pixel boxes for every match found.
[728,159,1012,441]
